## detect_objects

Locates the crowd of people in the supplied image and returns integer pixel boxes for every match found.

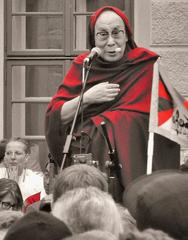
[0,5,186,240]
[0,135,187,240]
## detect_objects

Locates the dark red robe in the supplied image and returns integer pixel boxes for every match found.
[45,47,180,190]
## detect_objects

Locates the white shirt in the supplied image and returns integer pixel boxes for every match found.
[0,167,46,201]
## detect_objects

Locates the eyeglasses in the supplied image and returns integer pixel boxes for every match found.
[96,29,125,41]
[0,201,17,210]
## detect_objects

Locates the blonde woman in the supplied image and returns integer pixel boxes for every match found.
[0,137,45,201]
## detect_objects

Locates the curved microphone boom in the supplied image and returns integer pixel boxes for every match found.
[84,47,102,64]
[115,48,121,53]
[83,47,121,65]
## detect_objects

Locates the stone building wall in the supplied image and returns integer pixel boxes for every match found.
[151,0,188,96]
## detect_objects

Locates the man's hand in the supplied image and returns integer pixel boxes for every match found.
[84,82,120,104]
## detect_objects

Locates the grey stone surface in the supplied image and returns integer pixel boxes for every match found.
[151,0,188,45]
[156,49,188,96]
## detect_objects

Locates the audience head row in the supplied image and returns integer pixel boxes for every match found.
[0,136,187,240]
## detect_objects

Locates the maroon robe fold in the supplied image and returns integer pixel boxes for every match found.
[45,47,180,189]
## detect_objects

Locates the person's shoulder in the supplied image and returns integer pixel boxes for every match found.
[25,168,44,178]
[128,47,159,63]
[73,51,90,64]
[0,166,6,171]
[0,167,7,177]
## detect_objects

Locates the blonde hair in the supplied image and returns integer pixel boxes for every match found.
[6,137,32,154]
[52,187,123,238]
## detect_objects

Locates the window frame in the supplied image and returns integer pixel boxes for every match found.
[5,58,73,138]
[6,0,68,56]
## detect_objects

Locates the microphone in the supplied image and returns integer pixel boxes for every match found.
[84,47,102,64]
[115,48,121,53]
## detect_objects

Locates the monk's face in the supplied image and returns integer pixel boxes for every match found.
[94,11,128,62]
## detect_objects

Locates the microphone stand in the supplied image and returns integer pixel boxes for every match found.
[100,121,124,202]
[48,153,55,194]
[60,60,92,171]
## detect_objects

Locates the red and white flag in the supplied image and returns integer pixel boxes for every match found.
[149,61,188,146]
[147,61,188,174]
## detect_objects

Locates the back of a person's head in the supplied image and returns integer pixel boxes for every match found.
[116,204,137,239]
[124,170,188,240]
[52,186,123,238]
[53,164,108,203]
[124,228,175,240]
[4,211,72,240]
[64,230,118,240]
[0,210,23,240]
[0,210,23,229]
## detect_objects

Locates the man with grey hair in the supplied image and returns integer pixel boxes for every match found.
[52,186,123,238]
[52,164,108,203]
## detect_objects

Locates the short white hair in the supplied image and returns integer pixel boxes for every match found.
[52,186,123,238]
[63,230,118,240]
